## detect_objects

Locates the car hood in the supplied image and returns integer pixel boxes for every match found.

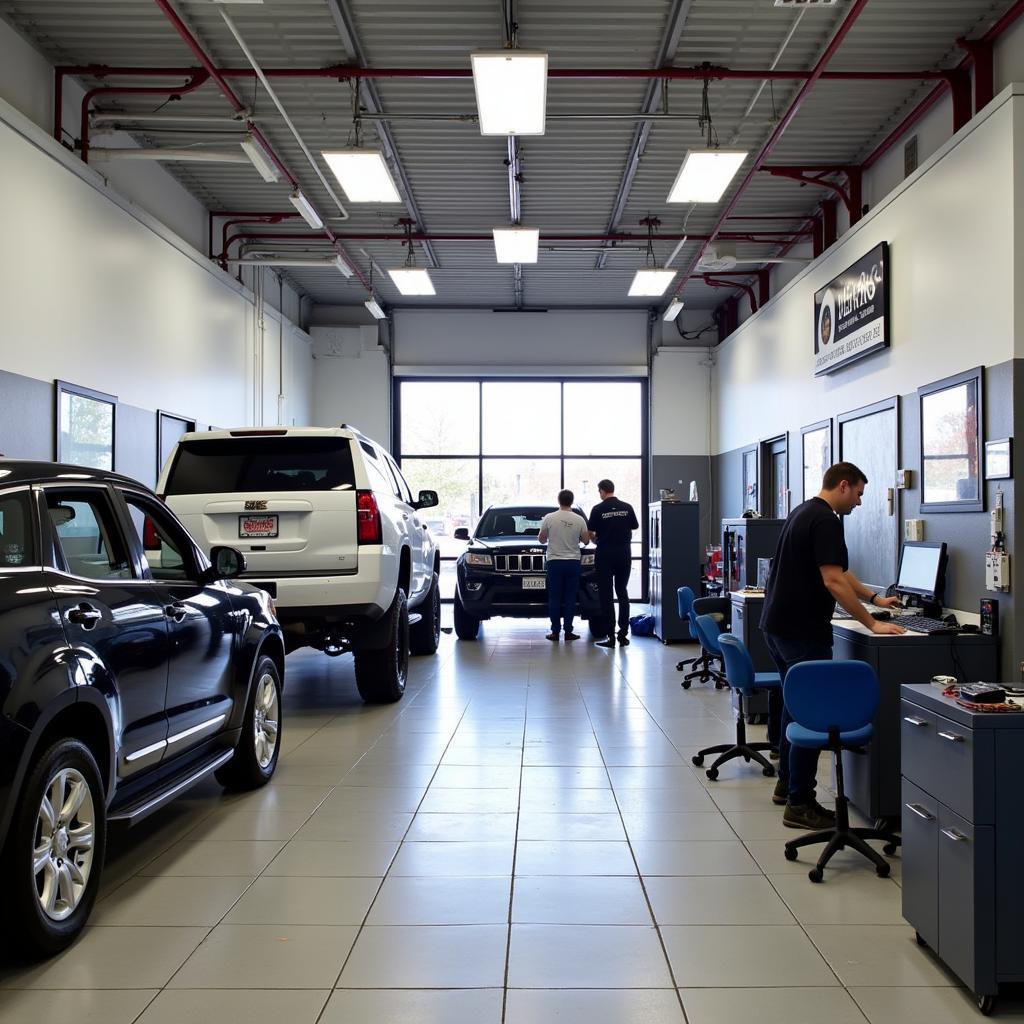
[465,539,595,553]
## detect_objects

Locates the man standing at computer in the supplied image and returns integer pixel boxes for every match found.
[761,462,905,830]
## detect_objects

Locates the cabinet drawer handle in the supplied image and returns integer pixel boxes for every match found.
[903,716,929,727]
[941,827,968,843]
[937,731,965,743]
[905,803,935,821]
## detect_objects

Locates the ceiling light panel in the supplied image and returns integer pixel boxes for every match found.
[388,268,436,296]
[493,227,539,263]
[288,189,323,230]
[667,150,748,204]
[364,297,386,319]
[628,269,676,297]
[471,52,548,136]
[322,150,402,203]
[663,299,685,321]
[240,134,281,183]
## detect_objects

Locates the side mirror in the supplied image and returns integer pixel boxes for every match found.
[453,527,470,541]
[416,489,439,510]
[205,545,247,581]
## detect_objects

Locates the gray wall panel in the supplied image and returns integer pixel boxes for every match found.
[116,405,157,488]
[651,455,714,554]
[0,369,52,460]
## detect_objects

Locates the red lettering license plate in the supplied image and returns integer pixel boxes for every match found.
[239,514,278,538]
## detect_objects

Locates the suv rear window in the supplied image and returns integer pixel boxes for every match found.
[164,437,357,495]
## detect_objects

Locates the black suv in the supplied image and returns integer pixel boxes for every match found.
[453,504,601,639]
[0,461,285,955]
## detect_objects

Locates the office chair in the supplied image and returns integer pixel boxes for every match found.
[692,630,780,780]
[782,660,901,883]
[682,596,730,688]
[675,587,701,674]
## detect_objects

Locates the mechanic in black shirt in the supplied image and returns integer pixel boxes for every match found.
[587,479,639,648]
[761,462,905,830]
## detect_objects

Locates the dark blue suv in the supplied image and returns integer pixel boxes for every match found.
[0,461,285,955]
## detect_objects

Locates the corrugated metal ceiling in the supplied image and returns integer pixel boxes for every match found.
[0,0,1012,310]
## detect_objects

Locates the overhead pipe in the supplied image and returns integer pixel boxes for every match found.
[89,147,249,162]
[150,0,370,292]
[702,275,758,313]
[670,0,873,303]
[221,214,299,268]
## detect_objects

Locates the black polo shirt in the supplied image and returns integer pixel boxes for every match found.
[761,497,848,644]
[587,497,639,549]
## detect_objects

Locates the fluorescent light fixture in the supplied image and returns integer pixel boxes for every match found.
[321,149,401,203]
[288,189,323,229]
[471,51,548,136]
[388,268,436,296]
[628,269,676,297]
[492,227,539,264]
[667,149,748,203]
[240,133,282,182]
[332,255,354,278]
[364,297,387,320]
[663,298,685,321]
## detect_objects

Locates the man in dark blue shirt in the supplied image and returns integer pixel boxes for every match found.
[587,479,639,648]
[762,462,904,830]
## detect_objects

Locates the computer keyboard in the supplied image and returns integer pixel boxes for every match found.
[896,614,958,635]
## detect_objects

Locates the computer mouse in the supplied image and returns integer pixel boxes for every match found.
[871,610,891,621]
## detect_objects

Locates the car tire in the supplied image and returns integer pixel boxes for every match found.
[4,738,107,957]
[409,572,441,655]
[216,655,283,790]
[354,589,409,703]
[453,591,480,640]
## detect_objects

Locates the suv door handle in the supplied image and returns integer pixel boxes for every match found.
[67,603,102,629]
[164,603,187,622]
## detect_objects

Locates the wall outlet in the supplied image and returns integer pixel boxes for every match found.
[904,518,925,541]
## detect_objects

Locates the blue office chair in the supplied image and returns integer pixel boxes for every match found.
[692,630,781,780]
[782,660,901,882]
[675,587,701,675]
[685,597,730,688]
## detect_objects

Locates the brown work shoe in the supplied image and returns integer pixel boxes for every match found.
[772,778,788,805]
[545,632,559,641]
[564,632,581,641]
[783,802,835,830]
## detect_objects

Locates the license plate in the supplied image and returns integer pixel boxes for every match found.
[523,577,546,590]
[239,514,278,538]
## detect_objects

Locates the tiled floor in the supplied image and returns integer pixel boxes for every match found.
[2,617,1022,1023]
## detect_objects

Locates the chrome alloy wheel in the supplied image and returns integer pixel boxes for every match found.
[33,768,96,921]
[253,672,280,769]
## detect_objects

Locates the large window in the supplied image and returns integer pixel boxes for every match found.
[397,379,647,600]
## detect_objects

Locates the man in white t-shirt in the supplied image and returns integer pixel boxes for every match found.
[538,490,592,641]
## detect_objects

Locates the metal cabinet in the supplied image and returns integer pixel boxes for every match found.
[900,685,1024,1014]
[648,501,700,643]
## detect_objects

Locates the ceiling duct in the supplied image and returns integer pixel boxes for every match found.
[699,241,738,271]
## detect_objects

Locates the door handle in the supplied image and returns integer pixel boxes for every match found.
[937,731,965,743]
[164,603,187,622]
[905,802,934,821]
[67,603,102,629]
[941,827,968,843]
[903,716,929,727]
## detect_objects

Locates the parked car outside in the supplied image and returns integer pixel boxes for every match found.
[0,460,284,955]
[452,504,601,640]
[158,426,440,704]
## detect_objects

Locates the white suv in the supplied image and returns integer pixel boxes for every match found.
[158,426,440,703]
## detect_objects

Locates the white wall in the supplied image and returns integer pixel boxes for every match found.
[714,87,1019,455]
[311,326,391,445]
[0,97,313,431]
[651,349,713,457]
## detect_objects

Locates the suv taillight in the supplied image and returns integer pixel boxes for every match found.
[356,490,382,544]
[142,516,161,550]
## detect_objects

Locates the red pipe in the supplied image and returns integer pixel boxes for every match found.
[702,275,758,313]
[673,0,872,299]
[79,71,209,161]
[221,215,298,267]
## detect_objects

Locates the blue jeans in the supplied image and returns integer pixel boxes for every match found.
[546,559,581,633]
[763,632,834,806]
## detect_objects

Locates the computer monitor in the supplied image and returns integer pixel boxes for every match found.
[896,541,948,603]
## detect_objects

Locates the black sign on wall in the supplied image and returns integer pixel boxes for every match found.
[813,242,889,377]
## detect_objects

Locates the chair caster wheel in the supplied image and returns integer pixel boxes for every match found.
[876,862,891,878]
[915,932,928,948]
[742,754,751,763]
[762,766,776,777]
[706,767,719,781]
[977,994,995,1016]
[883,842,898,856]
[808,867,824,883]
[784,846,798,861]
[692,755,704,766]
[681,681,691,690]
[715,682,727,690]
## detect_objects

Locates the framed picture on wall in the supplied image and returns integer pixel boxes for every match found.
[801,419,832,501]
[919,366,983,513]
[157,410,196,476]
[985,437,1012,480]
[55,380,116,470]
[741,445,758,513]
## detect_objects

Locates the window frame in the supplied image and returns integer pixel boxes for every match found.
[41,483,134,582]
[119,487,204,584]
[55,380,117,471]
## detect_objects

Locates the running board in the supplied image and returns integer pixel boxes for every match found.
[108,749,234,826]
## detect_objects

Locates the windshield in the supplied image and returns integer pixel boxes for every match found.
[475,505,590,539]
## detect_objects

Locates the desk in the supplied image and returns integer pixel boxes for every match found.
[728,591,771,721]
[832,623,998,822]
